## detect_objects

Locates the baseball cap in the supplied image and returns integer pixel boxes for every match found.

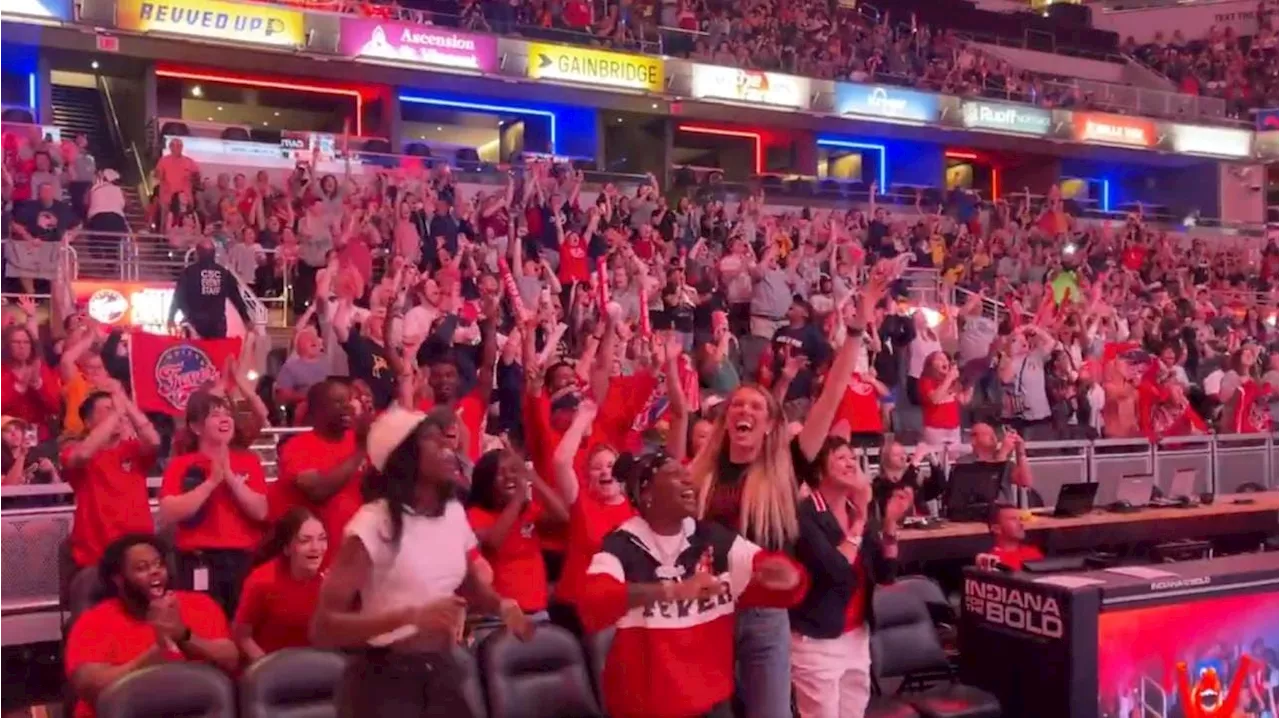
[365,407,426,473]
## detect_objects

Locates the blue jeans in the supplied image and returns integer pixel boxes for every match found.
[735,607,792,718]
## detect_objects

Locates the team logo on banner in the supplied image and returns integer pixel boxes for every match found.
[130,332,242,416]
[154,344,221,412]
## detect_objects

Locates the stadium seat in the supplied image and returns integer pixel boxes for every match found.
[362,138,392,155]
[583,626,614,699]
[65,563,106,629]
[159,121,190,137]
[221,127,252,142]
[478,625,603,718]
[872,586,1001,718]
[238,647,347,718]
[2,108,36,124]
[894,576,955,626]
[456,148,483,168]
[96,663,236,718]
[452,644,488,718]
[405,142,432,157]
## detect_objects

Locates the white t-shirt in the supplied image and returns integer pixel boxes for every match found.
[344,499,476,620]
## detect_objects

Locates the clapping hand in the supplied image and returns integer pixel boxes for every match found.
[751,556,801,592]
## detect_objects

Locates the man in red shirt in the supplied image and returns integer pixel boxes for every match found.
[61,386,162,571]
[983,504,1044,571]
[274,378,364,565]
[65,534,238,718]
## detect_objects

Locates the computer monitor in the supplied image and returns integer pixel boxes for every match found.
[944,461,1006,522]
[1054,482,1099,517]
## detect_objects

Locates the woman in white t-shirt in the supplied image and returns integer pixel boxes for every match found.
[312,408,532,717]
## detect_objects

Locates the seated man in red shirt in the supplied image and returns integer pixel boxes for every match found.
[65,534,238,718]
[980,504,1044,571]
[62,386,162,572]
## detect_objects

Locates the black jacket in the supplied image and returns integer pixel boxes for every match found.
[790,493,899,639]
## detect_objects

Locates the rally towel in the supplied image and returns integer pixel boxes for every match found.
[3,240,64,279]
[129,332,242,416]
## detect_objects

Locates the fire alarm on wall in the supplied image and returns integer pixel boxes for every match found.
[95,35,120,53]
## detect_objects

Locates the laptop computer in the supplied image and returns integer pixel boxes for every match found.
[1168,468,1197,500]
[1053,482,1099,518]
[1116,474,1156,507]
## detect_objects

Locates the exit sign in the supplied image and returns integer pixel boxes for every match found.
[95,35,119,52]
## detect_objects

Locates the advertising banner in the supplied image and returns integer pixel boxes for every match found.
[526,43,663,93]
[834,83,940,123]
[959,101,1052,136]
[689,65,811,109]
[129,332,243,416]
[7,0,72,20]
[115,0,305,47]
[1255,108,1278,132]
[1169,124,1252,158]
[1072,112,1156,149]
[339,18,497,73]
[74,280,177,334]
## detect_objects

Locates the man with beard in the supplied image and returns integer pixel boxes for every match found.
[65,534,238,717]
[272,378,364,565]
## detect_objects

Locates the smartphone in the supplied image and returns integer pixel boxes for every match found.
[23,427,37,449]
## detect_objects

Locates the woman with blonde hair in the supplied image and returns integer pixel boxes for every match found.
[689,268,889,718]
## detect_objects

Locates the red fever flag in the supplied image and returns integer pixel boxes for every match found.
[129,331,243,416]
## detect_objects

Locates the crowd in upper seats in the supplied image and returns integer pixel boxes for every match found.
[1123,2,1280,118]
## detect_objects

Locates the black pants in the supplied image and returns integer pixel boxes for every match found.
[293,262,321,316]
[174,549,251,617]
[337,650,474,718]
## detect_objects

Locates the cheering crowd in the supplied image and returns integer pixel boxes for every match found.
[1,139,1277,715]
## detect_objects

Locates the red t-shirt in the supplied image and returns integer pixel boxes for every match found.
[559,239,590,285]
[918,376,961,430]
[62,440,158,568]
[273,431,363,565]
[1121,246,1146,272]
[563,0,591,27]
[555,493,637,607]
[835,375,884,434]
[233,560,322,656]
[992,543,1045,571]
[159,450,268,552]
[417,389,487,461]
[65,593,230,718]
[467,503,549,612]
[842,556,868,631]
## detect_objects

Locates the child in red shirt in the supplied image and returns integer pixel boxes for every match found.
[548,400,638,634]
[233,507,327,663]
[465,449,569,616]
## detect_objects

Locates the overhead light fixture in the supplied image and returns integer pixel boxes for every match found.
[191,85,203,98]
[273,111,280,117]
[217,105,224,111]
[816,138,889,191]
[157,68,366,135]
[398,95,559,153]
[436,126,443,131]
[678,124,764,175]
[206,116,213,121]
[91,60,100,70]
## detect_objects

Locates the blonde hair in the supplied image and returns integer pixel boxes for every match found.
[690,384,799,550]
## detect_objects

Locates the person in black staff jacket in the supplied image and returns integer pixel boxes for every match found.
[170,239,253,339]
[790,436,909,718]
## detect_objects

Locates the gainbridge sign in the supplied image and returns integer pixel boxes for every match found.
[525,43,663,93]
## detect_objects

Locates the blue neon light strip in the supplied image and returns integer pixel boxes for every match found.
[398,95,558,154]
[1101,179,1111,213]
[816,138,888,190]
[28,72,37,117]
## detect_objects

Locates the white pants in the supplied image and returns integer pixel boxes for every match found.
[790,626,872,718]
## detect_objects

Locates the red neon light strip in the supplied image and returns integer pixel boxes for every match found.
[155,69,365,136]
[678,125,763,175]
[945,151,980,160]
